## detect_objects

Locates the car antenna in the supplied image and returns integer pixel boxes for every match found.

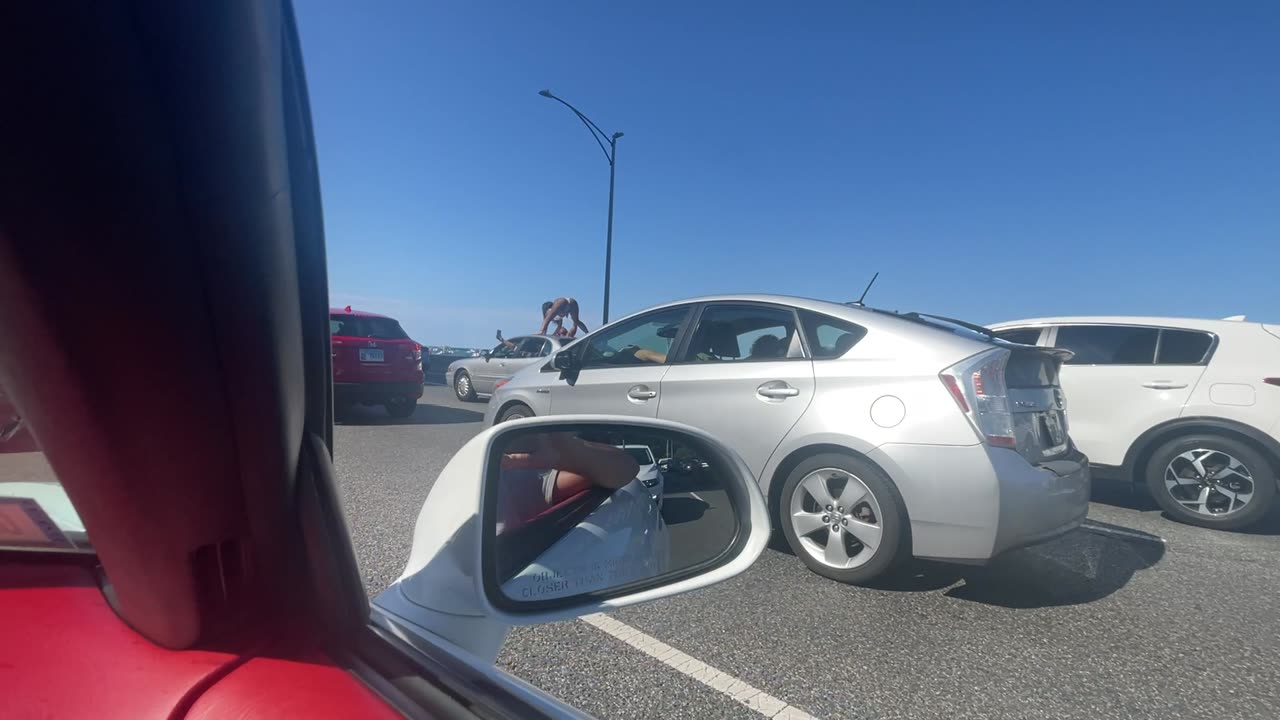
[850,272,879,307]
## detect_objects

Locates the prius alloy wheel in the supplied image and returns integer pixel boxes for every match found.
[779,453,906,584]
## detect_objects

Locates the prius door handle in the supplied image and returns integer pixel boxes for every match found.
[627,385,658,401]
[757,381,800,399]
[1143,381,1188,390]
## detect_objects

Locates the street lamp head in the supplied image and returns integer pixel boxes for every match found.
[613,131,624,139]
[538,89,554,98]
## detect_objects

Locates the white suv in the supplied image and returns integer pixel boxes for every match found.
[991,316,1280,530]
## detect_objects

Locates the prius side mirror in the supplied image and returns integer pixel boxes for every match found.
[371,417,769,662]
[551,349,579,372]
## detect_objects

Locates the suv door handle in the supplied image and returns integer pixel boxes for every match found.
[627,385,658,401]
[1143,381,1188,390]
[757,381,800,399]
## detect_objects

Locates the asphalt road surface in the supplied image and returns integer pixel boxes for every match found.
[333,386,1280,720]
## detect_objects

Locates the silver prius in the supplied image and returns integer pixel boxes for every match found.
[446,334,574,401]
[485,294,1091,585]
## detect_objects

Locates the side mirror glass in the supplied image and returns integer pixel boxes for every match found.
[482,422,758,611]
[551,349,579,372]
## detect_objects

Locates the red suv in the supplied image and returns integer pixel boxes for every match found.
[330,306,425,418]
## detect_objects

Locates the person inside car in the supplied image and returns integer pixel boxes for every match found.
[539,297,589,338]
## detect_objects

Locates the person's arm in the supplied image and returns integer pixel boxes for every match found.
[502,433,638,491]
[632,347,666,364]
[539,298,567,335]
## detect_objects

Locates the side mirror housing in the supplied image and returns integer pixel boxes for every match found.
[551,349,579,372]
[482,350,491,362]
[372,416,769,662]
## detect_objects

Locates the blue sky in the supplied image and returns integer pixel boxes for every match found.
[297,1,1278,347]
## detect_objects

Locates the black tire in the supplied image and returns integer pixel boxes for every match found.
[454,370,477,401]
[497,403,533,424]
[385,397,417,419]
[1144,434,1275,530]
[778,452,908,584]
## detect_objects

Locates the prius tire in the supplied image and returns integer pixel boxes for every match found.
[1145,434,1275,531]
[779,453,907,585]
[498,403,533,424]
[454,370,477,401]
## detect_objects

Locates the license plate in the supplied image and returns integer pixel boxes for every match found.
[1042,412,1066,446]
[359,348,384,362]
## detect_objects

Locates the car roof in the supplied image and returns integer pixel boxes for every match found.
[329,306,394,320]
[989,315,1264,333]
[619,293,993,344]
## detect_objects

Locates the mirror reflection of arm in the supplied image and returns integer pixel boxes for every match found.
[503,433,639,499]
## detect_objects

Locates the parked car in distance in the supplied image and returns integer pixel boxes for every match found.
[446,334,574,402]
[991,315,1280,530]
[620,444,664,505]
[485,294,1090,584]
[330,306,424,418]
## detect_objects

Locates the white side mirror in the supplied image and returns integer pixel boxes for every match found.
[372,415,770,661]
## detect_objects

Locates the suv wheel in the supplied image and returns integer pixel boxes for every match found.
[385,397,417,419]
[454,371,477,401]
[1145,434,1275,530]
[498,403,532,423]
[779,452,907,584]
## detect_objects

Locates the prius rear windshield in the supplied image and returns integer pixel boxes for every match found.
[330,315,409,340]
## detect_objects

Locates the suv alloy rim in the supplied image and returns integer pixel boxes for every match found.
[789,468,883,569]
[1165,449,1255,517]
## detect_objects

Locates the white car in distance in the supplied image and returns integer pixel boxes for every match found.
[619,444,664,506]
[991,316,1280,529]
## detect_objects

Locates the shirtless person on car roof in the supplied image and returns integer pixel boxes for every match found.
[539,297,589,338]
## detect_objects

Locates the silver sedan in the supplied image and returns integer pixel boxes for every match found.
[446,334,575,402]
[484,294,1090,585]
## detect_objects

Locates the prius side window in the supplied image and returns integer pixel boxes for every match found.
[799,310,868,359]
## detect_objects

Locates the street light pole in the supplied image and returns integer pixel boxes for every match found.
[538,89,622,325]
[603,134,616,324]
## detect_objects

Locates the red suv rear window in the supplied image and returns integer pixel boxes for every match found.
[330,315,409,340]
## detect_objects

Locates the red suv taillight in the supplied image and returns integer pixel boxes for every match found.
[941,348,1017,449]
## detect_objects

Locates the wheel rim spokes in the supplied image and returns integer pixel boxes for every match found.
[1165,449,1254,517]
[791,468,883,569]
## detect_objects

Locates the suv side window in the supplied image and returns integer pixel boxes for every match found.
[579,307,690,369]
[798,310,867,359]
[994,327,1043,346]
[1055,325,1158,365]
[518,337,550,358]
[682,304,805,362]
[1157,329,1213,364]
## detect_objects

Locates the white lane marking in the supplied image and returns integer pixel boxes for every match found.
[688,491,705,503]
[1081,521,1167,544]
[580,613,819,719]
